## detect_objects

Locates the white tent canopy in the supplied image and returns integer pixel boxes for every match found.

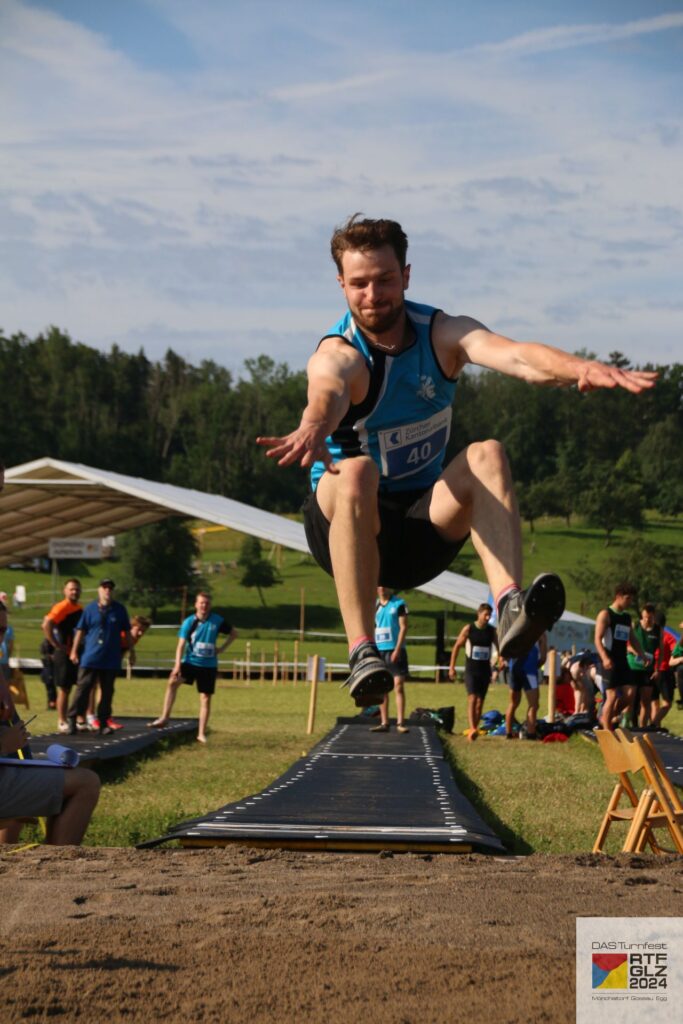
[2,458,593,645]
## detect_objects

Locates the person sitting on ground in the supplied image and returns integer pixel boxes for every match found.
[594,582,646,732]
[148,593,237,744]
[370,587,410,734]
[0,603,101,846]
[505,632,547,740]
[449,602,498,741]
[626,602,660,728]
[42,579,83,734]
[256,214,655,710]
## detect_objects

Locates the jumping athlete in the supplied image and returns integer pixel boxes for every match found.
[449,603,498,741]
[257,215,657,708]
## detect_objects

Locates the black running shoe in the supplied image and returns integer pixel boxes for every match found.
[342,642,394,708]
[497,573,566,659]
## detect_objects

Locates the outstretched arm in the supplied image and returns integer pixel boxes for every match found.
[434,314,658,394]
[256,339,366,470]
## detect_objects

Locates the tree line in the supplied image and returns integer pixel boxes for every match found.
[3,328,682,535]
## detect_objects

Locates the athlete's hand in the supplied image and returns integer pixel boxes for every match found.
[601,655,613,672]
[576,362,657,394]
[256,418,339,472]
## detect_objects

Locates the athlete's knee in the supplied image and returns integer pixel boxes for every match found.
[336,456,380,498]
[467,439,510,480]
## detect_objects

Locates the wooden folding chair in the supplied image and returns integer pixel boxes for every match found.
[592,729,661,854]
[617,729,683,854]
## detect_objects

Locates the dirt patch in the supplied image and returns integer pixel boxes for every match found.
[2,847,681,1023]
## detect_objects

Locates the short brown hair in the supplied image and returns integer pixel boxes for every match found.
[131,615,152,630]
[478,602,493,614]
[330,213,409,273]
[615,582,637,598]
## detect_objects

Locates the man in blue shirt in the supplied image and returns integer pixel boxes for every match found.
[67,578,131,736]
[257,215,656,709]
[148,592,237,743]
[371,587,409,734]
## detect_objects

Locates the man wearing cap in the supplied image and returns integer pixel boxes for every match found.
[67,579,131,736]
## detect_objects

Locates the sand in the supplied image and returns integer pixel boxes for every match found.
[2,846,681,1023]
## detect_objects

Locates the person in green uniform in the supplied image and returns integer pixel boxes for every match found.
[626,603,660,728]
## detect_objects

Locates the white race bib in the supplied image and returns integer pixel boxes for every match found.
[614,624,630,642]
[471,646,490,661]
[377,407,451,480]
[194,641,215,658]
[375,627,392,645]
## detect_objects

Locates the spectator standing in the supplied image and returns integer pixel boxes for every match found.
[449,603,498,741]
[0,607,14,684]
[148,593,236,743]
[650,612,676,730]
[626,603,660,728]
[371,587,410,734]
[39,638,57,709]
[594,583,646,732]
[668,624,683,711]
[505,633,547,740]
[42,579,83,733]
[67,579,130,737]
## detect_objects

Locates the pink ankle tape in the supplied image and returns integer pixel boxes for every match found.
[349,635,373,655]
[495,583,520,610]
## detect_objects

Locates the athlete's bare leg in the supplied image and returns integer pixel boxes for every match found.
[316,456,381,643]
[427,440,522,601]
[148,675,182,727]
[197,693,211,742]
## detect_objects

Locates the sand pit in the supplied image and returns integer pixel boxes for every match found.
[2,846,681,1023]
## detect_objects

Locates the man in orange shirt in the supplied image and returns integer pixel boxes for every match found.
[42,580,83,733]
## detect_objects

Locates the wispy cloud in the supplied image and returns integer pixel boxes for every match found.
[1,0,682,371]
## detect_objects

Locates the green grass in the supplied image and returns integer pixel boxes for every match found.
[14,674,683,853]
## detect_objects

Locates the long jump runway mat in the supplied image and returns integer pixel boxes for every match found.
[28,717,197,764]
[649,732,683,786]
[140,717,505,854]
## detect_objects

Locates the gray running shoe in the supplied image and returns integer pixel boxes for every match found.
[342,642,394,708]
[497,573,566,658]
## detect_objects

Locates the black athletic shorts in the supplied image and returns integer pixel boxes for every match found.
[601,664,632,691]
[380,648,409,678]
[180,664,217,695]
[464,667,490,699]
[302,485,469,590]
[53,649,78,691]
[654,669,674,703]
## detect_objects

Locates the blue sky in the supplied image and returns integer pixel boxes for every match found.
[1,1,682,375]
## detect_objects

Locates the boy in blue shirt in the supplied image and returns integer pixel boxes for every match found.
[148,592,237,743]
[371,587,409,733]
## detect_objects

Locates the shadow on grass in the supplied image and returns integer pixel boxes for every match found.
[440,737,535,856]
[91,730,197,787]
